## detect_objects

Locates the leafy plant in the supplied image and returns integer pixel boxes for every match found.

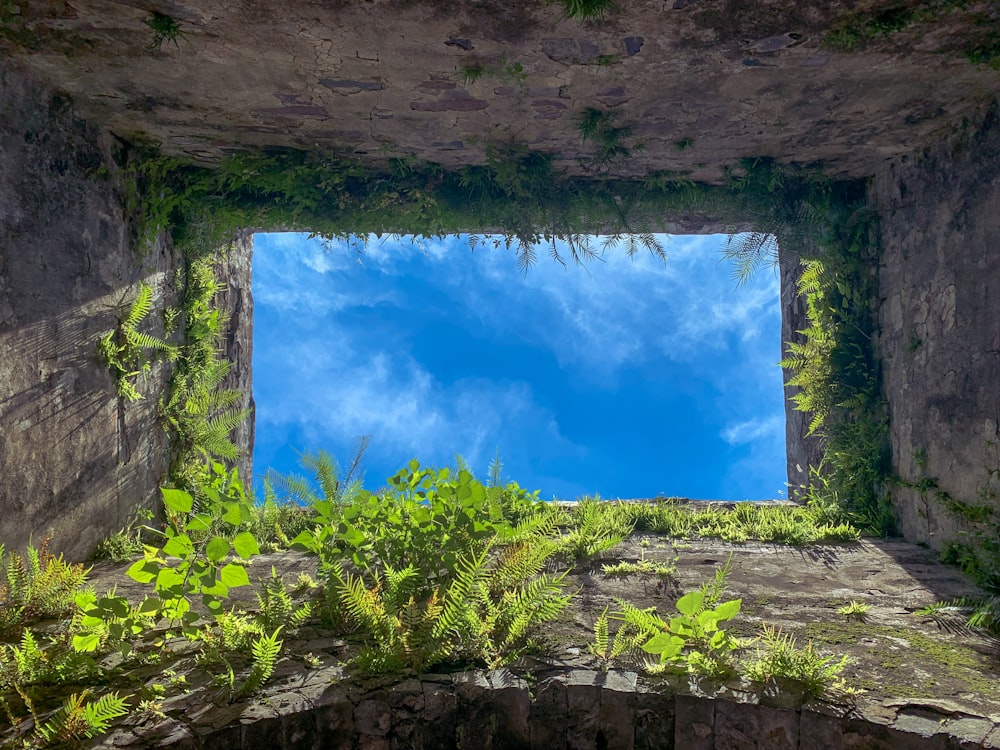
[29,691,129,748]
[915,596,1000,636]
[293,460,531,594]
[558,498,634,560]
[86,466,260,642]
[552,0,617,20]
[97,281,177,403]
[332,540,571,672]
[743,625,849,697]
[460,55,528,90]
[233,628,283,699]
[0,539,88,636]
[601,549,676,578]
[144,11,186,50]
[160,255,249,491]
[254,568,311,633]
[588,606,646,670]
[576,108,642,170]
[837,600,870,620]
[91,527,145,563]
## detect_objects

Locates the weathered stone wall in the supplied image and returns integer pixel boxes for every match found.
[0,63,181,559]
[779,246,824,501]
[0,64,256,560]
[215,232,255,486]
[876,101,1000,549]
[100,667,1000,749]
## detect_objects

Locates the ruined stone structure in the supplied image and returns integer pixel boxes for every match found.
[1,0,999,556]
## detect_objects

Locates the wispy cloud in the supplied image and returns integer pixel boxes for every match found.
[252,231,785,497]
[721,414,784,446]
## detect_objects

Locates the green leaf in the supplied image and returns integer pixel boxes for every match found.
[642,633,684,658]
[155,567,186,591]
[206,537,230,562]
[185,514,214,532]
[138,598,161,615]
[127,559,159,584]
[675,591,704,617]
[222,501,243,525]
[220,563,251,588]
[162,488,194,514]
[712,598,741,622]
[163,535,194,558]
[72,633,103,652]
[232,531,260,559]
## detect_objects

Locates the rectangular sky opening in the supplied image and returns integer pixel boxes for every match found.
[251,232,787,501]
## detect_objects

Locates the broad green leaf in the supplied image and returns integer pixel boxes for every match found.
[642,633,684,658]
[75,590,98,609]
[162,488,193,514]
[232,531,260,559]
[163,535,194,558]
[675,591,704,617]
[127,559,159,584]
[220,563,250,588]
[185,514,213,532]
[708,630,728,650]
[100,596,130,618]
[289,530,318,552]
[137,598,161,615]
[713,598,742,622]
[155,567,186,591]
[340,526,365,548]
[206,536,230,562]
[222,501,243,525]
[201,579,229,598]
[72,633,102,652]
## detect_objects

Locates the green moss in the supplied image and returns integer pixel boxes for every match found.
[804,621,993,694]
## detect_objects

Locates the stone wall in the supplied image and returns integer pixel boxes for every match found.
[779,245,825,501]
[0,64,255,560]
[101,667,1000,749]
[0,63,181,560]
[215,232,255,486]
[876,101,1000,549]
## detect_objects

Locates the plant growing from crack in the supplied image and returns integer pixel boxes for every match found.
[97,281,177,403]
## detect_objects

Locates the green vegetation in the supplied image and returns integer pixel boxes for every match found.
[837,600,870,620]
[144,11,186,50]
[460,55,528,90]
[824,0,1000,69]
[576,107,643,171]
[551,0,617,20]
[96,281,178,403]
[743,625,848,697]
[0,540,88,637]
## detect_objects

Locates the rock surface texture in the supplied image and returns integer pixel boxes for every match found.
[7,0,999,182]
[0,64,179,559]
[877,103,1000,550]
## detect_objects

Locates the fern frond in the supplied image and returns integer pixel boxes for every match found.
[239,628,283,697]
[123,283,154,329]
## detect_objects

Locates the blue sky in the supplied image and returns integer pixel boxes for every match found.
[251,232,786,501]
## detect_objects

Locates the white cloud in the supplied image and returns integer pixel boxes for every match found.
[721,414,784,446]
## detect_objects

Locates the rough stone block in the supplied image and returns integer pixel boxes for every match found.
[530,677,568,750]
[355,698,393,737]
[756,705,798,750]
[633,689,675,750]
[713,699,759,750]
[799,708,845,750]
[675,694,714,750]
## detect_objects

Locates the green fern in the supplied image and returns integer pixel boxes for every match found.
[255,568,311,633]
[31,691,129,746]
[238,628,283,698]
[98,281,178,403]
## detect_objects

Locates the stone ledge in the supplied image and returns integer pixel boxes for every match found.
[94,667,1000,750]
